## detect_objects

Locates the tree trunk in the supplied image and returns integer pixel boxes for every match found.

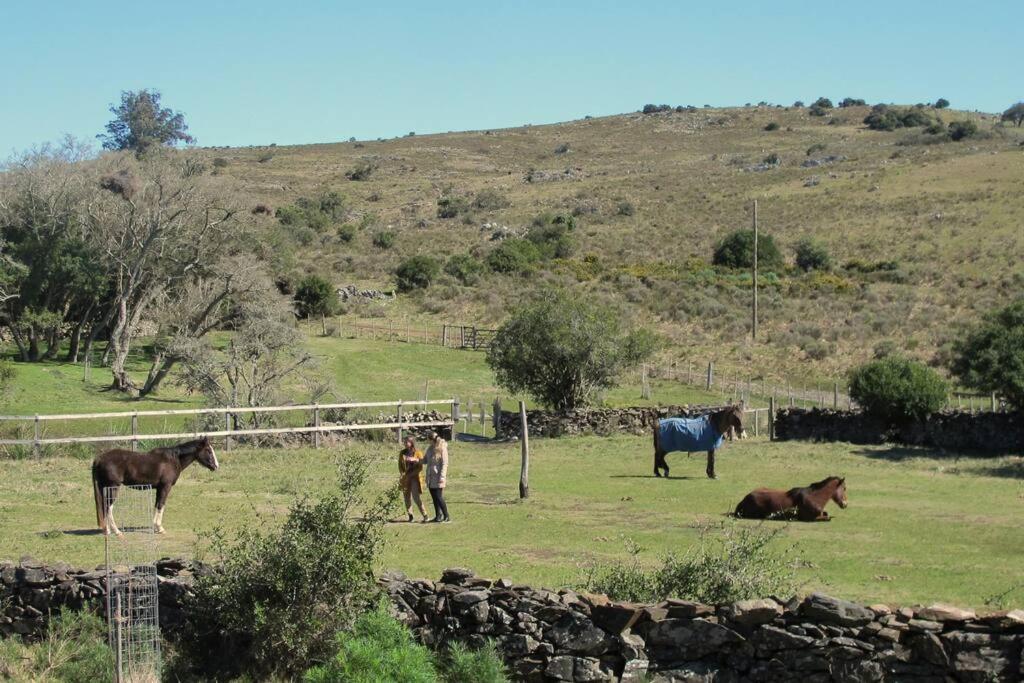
[8,327,30,362]
[108,297,136,394]
[67,303,95,363]
[138,352,178,397]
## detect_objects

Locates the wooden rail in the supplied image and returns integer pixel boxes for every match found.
[0,399,460,452]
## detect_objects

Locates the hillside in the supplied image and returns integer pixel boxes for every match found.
[200,104,1024,385]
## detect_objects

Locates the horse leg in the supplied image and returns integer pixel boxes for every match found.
[153,484,171,534]
[706,449,716,479]
[106,486,123,536]
[797,504,820,522]
[652,425,665,477]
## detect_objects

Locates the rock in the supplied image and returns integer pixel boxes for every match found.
[379,568,407,583]
[545,613,614,656]
[909,631,949,667]
[450,590,488,606]
[906,618,943,633]
[750,624,815,654]
[504,633,539,656]
[916,603,976,622]
[876,627,902,643]
[664,599,714,619]
[591,603,643,634]
[545,655,575,680]
[642,618,744,658]
[572,656,610,682]
[621,657,650,683]
[440,567,474,585]
[724,598,783,626]
[800,593,874,627]
[651,661,739,682]
[513,657,546,682]
[978,609,1024,629]
[868,604,892,617]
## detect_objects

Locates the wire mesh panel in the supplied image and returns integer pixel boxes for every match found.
[104,485,160,682]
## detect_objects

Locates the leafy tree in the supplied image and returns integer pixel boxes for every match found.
[487,238,540,274]
[792,100,805,108]
[445,253,485,285]
[839,98,866,107]
[848,355,947,422]
[794,238,831,271]
[97,89,194,153]
[395,255,441,292]
[294,275,338,318]
[934,98,950,109]
[486,289,657,411]
[812,97,834,109]
[1001,102,1024,127]
[712,229,784,270]
[950,298,1024,409]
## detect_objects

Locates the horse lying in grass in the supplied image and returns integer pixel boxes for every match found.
[734,476,848,521]
[652,405,745,479]
[92,437,219,535]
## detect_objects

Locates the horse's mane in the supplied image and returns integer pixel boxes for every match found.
[807,476,842,490]
[153,439,208,457]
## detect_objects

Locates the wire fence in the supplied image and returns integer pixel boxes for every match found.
[307,317,498,350]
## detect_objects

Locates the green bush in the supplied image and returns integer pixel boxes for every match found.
[0,609,113,682]
[294,275,338,318]
[396,255,441,292]
[582,522,799,604]
[304,602,438,683]
[864,104,938,131]
[794,238,831,271]
[177,456,394,680]
[948,120,979,141]
[337,223,357,242]
[0,358,15,394]
[712,229,784,271]
[212,157,229,167]
[445,254,485,286]
[950,298,1024,409]
[848,355,947,422]
[808,105,828,117]
[527,223,574,259]
[473,188,510,210]
[812,97,834,109]
[486,289,657,410]
[346,161,375,181]
[373,231,395,249]
[806,142,827,156]
[486,239,540,274]
[441,640,509,683]
[437,196,469,219]
[764,121,780,131]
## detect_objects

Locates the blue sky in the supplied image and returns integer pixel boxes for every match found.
[1,1,1020,154]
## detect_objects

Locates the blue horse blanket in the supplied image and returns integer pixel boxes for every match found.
[658,416,723,453]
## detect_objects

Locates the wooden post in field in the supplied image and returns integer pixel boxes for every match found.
[422,381,429,408]
[706,362,713,390]
[225,411,232,451]
[687,362,693,385]
[769,396,776,440]
[406,319,410,343]
[388,319,394,340]
[480,400,486,435]
[452,398,460,441]
[33,415,40,458]
[641,364,651,400]
[131,412,138,452]
[442,324,448,347]
[519,401,530,499]
[991,392,997,412]
[397,401,404,443]
[493,397,503,439]
[752,199,758,341]
[313,404,321,448]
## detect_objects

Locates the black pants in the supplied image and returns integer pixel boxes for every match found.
[429,487,449,520]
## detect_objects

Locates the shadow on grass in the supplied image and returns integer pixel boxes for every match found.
[608,474,700,480]
[61,529,103,536]
[854,447,1024,478]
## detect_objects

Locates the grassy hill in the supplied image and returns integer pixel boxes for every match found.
[201,103,1024,386]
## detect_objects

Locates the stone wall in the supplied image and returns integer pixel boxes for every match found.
[6,557,1021,681]
[774,408,1024,453]
[496,405,725,440]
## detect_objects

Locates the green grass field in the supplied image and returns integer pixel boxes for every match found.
[1,435,1021,609]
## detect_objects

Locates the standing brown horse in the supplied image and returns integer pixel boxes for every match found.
[92,438,219,535]
[734,476,848,521]
[652,405,745,479]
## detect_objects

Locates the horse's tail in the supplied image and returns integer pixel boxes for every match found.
[92,462,105,530]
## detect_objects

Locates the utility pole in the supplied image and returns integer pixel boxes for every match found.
[752,199,759,341]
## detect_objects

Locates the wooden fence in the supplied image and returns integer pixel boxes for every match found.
[0,399,458,455]
[320,318,498,351]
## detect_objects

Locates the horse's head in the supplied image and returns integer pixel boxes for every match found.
[195,437,219,472]
[832,477,848,508]
[716,405,747,440]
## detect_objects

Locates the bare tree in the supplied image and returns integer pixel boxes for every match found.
[88,151,246,394]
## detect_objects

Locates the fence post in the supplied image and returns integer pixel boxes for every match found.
[422,381,429,407]
[131,412,138,452]
[991,392,997,412]
[225,411,232,451]
[313,404,321,449]
[519,401,530,499]
[706,362,713,390]
[769,396,775,441]
[33,415,40,458]
[397,401,404,444]
[687,362,693,385]
[753,409,759,437]
[452,398,460,441]
[480,400,486,435]
[406,319,410,343]
[641,364,651,400]
[460,326,466,348]
[442,324,448,347]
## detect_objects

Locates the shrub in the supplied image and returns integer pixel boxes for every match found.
[527,222,575,259]
[616,201,635,216]
[1001,102,1024,127]
[337,223,357,242]
[793,100,805,108]
[346,161,375,181]
[212,157,229,167]
[713,229,784,270]
[395,255,441,292]
[864,104,937,131]
[764,121,780,131]
[0,609,113,682]
[0,358,15,394]
[486,289,657,410]
[641,104,672,114]
[948,120,979,141]
[763,152,781,165]
[582,522,799,604]
[441,641,509,683]
[808,105,828,117]
[806,142,826,156]
[437,196,469,219]
[553,142,571,154]
[472,188,510,210]
[950,298,1024,409]
[486,238,540,274]
[178,457,393,680]
[935,98,950,109]
[294,275,338,318]
[372,231,395,249]
[848,355,947,422]
[258,152,274,163]
[445,253,485,286]
[812,97,833,109]
[794,238,831,271]
[839,97,866,107]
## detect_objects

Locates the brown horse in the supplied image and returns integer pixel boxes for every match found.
[653,405,745,479]
[734,476,848,522]
[92,438,219,535]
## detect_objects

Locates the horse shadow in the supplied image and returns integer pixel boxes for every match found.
[61,529,103,537]
[608,474,700,481]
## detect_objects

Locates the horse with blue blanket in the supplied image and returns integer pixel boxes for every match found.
[652,405,745,479]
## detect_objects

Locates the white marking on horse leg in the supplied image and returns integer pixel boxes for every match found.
[154,506,165,534]
[209,444,219,470]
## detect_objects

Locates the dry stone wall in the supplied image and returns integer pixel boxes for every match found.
[496,405,725,439]
[5,558,1021,681]
[774,408,1024,453]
